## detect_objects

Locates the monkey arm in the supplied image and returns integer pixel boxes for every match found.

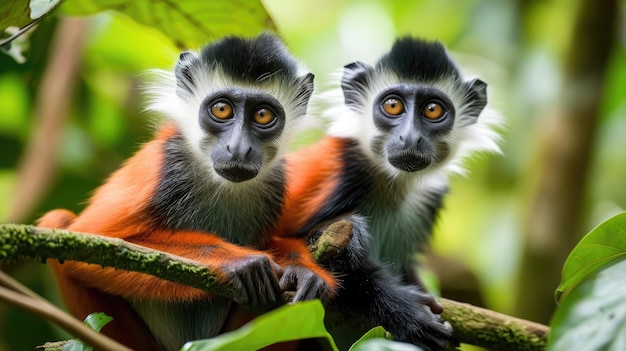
[47,229,283,305]
[280,136,371,236]
[40,208,283,305]
[267,136,374,302]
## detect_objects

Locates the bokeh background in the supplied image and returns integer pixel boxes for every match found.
[1,0,624,350]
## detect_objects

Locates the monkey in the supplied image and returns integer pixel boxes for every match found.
[38,33,336,351]
[283,36,500,348]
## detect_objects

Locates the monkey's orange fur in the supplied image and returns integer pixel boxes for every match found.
[38,122,338,350]
[278,137,351,234]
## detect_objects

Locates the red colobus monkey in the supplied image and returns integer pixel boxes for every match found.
[286,37,500,349]
[38,33,335,351]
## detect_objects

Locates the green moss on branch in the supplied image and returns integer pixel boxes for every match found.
[0,223,230,298]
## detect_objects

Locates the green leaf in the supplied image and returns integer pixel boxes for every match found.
[30,0,62,19]
[181,300,338,351]
[1,0,62,61]
[555,212,626,302]
[1,1,39,36]
[348,326,395,351]
[83,312,114,333]
[349,338,424,351]
[59,0,275,49]
[548,259,626,351]
[62,339,92,351]
[60,313,113,351]
[348,327,425,351]
[0,0,61,34]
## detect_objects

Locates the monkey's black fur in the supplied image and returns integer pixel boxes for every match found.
[175,33,303,96]
[311,36,501,350]
[148,133,286,247]
[379,38,460,81]
[307,215,455,351]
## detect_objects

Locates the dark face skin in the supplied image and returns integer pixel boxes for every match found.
[199,88,286,182]
[372,84,455,172]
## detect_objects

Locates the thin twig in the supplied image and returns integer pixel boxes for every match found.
[0,274,131,351]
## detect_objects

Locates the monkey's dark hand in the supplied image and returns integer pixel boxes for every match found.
[221,254,283,306]
[387,286,456,351]
[279,265,333,302]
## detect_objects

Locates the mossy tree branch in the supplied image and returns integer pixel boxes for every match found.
[0,223,232,298]
[0,223,549,350]
[440,298,548,351]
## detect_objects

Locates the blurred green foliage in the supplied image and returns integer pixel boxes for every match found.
[1,0,625,350]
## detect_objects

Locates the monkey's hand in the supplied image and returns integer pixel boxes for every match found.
[269,236,337,302]
[221,254,284,306]
[279,265,333,302]
[387,286,456,351]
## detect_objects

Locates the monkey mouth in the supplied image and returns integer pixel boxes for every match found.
[214,163,259,183]
[387,151,431,172]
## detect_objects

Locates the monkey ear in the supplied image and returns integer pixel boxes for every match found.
[463,78,488,122]
[174,51,199,96]
[296,73,315,108]
[341,61,373,110]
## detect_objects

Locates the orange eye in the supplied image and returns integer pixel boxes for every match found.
[211,102,233,119]
[382,98,405,116]
[422,101,445,120]
[253,108,275,126]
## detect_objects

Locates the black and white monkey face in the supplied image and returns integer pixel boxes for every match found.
[328,37,496,178]
[147,33,314,184]
[198,88,286,182]
[371,83,457,172]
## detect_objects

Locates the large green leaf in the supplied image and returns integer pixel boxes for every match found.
[181,300,338,351]
[59,0,275,49]
[548,258,626,351]
[555,212,626,302]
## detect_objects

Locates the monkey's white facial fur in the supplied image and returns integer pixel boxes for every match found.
[324,38,501,181]
[145,34,314,186]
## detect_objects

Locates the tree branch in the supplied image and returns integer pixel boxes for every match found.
[0,223,232,298]
[441,298,548,351]
[0,223,549,350]
[0,271,132,351]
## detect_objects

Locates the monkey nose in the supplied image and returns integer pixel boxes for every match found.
[226,144,252,160]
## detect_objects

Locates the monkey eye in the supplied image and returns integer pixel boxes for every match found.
[381,97,405,116]
[422,101,446,120]
[253,107,276,127]
[210,101,234,120]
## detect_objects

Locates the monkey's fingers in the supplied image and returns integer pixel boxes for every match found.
[279,265,332,303]
[401,301,456,350]
[414,307,457,351]
[411,287,444,314]
[221,254,282,306]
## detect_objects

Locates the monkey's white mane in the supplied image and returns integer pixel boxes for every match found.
[318,69,502,182]
[143,59,314,188]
